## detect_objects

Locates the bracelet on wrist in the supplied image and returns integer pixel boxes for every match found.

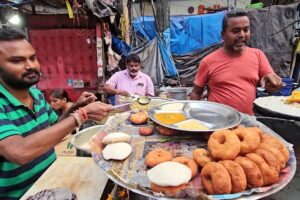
[79,107,88,121]
[70,113,82,128]
[75,108,88,123]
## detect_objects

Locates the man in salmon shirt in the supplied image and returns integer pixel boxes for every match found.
[103,54,154,104]
[190,10,283,115]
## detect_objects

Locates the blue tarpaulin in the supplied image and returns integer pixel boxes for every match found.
[112,35,132,57]
[157,36,177,77]
[132,16,157,42]
[133,11,225,55]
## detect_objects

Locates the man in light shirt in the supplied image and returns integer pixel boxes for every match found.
[103,54,154,104]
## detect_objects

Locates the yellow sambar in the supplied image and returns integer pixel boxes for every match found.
[155,113,186,125]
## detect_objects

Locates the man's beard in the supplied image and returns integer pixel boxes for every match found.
[0,68,40,89]
[128,69,138,76]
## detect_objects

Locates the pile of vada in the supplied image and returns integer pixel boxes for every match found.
[199,127,290,195]
[143,127,290,197]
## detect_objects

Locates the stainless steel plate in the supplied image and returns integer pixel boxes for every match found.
[148,100,242,132]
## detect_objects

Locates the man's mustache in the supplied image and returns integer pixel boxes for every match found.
[22,69,40,77]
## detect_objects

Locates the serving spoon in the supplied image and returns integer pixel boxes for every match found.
[137,96,151,105]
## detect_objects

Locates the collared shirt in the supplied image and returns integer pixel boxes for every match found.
[106,69,155,97]
[0,84,58,199]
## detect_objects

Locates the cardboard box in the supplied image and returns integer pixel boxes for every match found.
[54,134,77,156]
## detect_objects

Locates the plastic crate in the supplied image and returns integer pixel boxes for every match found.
[274,78,294,96]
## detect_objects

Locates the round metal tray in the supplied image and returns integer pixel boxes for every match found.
[91,116,296,200]
[148,100,242,132]
[254,96,300,121]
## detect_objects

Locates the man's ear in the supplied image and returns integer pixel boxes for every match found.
[221,31,224,39]
[62,97,67,103]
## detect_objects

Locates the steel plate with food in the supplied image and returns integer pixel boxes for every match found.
[254,95,300,121]
[130,97,172,111]
[148,101,242,132]
[90,114,296,200]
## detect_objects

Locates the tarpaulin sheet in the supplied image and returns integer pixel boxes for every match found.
[157,36,177,77]
[133,37,169,86]
[112,35,132,57]
[247,3,299,77]
[173,43,223,86]
[133,11,225,55]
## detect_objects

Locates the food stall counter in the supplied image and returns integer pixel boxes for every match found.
[21,157,108,200]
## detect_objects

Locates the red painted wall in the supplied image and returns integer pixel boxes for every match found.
[28,29,98,101]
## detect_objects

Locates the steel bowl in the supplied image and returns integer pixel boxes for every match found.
[71,125,104,154]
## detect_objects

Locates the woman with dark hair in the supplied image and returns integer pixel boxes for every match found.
[50,89,74,116]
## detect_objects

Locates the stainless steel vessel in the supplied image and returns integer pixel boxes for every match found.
[148,100,242,132]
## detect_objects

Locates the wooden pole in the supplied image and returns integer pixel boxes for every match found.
[122,0,130,44]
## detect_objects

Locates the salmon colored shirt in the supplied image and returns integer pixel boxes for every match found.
[194,47,274,115]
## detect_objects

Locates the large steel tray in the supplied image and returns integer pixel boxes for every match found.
[148,100,242,132]
[91,114,296,200]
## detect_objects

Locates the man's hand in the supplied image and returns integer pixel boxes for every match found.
[74,92,97,108]
[89,130,106,153]
[83,101,114,121]
[190,85,205,100]
[260,74,284,93]
[57,92,97,121]
[117,90,130,97]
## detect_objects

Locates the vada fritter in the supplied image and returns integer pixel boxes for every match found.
[151,183,188,196]
[145,148,173,168]
[192,148,214,167]
[201,162,232,195]
[260,134,290,163]
[234,156,264,188]
[258,143,286,169]
[208,130,241,160]
[156,124,179,136]
[172,156,198,178]
[232,127,261,155]
[144,127,290,196]
[130,112,148,124]
[219,160,247,193]
[199,127,290,195]
[246,153,279,186]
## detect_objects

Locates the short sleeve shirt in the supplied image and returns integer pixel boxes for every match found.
[194,47,274,115]
[106,69,155,96]
[0,84,58,199]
